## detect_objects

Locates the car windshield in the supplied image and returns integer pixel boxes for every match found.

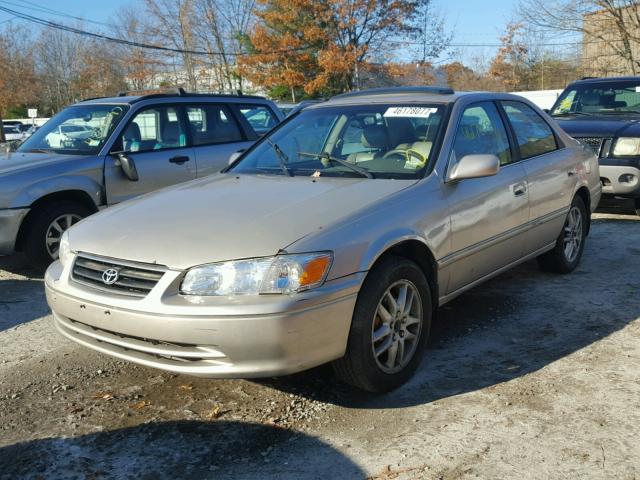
[18,104,129,155]
[230,104,445,179]
[3,126,19,133]
[551,80,640,116]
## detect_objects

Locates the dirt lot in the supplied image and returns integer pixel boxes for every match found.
[0,212,639,479]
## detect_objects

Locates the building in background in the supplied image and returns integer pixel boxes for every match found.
[582,3,640,77]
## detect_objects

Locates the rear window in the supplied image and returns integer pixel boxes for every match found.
[502,101,557,159]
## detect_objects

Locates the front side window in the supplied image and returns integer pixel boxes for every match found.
[238,105,278,135]
[452,102,512,165]
[121,106,186,153]
[551,80,640,116]
[502,101,557,159]
[186,105,243,145]
[18,105,128,155]
[230,104,446,179]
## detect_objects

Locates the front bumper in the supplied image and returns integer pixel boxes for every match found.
[0,208,28,255]
[599,164,640,197]
[45,260,360,378]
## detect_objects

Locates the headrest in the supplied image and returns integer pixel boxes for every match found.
[123,122,141,142]
[361,125,389,149]
[162,122,180,142]
[386,117,416,146]
[581,92,601,106]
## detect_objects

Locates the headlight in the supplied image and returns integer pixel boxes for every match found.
[613,137,640,156]
[180,252,333,296]
[58,230,72,267]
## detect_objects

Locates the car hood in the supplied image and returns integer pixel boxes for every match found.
[69,173,417,270]
[555,116,640,138]
[0,151,83,175]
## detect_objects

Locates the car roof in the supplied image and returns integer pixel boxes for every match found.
[75,91,271,106]
[307,87,532,109]
[570,76,640,85]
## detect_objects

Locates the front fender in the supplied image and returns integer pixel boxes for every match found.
[11,174,103,209]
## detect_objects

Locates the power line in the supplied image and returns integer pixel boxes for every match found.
[0,4,304,56]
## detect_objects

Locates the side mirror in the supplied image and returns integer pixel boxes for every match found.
[228,149,245,165]
[116,153,139,181]
[448,154,500,182]
[543,108,551,114]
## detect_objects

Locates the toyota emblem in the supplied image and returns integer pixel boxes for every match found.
[102,268,120,285]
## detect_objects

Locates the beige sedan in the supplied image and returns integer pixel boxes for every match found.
[45,87,601,392]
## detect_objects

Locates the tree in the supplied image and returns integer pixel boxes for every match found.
[240,0,449,100]
[0,24,39,117]
[489,22,529,91]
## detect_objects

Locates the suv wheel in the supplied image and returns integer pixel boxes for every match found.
[333,256,432,392]
[24,201,90,269]
[537,196,587,273]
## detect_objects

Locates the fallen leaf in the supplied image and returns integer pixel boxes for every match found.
[130,400,152,409]
[179,384,194,390]
[207,405,222,420]
[91,392,114,401]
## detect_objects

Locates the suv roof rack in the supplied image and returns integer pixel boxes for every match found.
[580,76,598,81]
[334,86,455,99]
[113,87,265,103]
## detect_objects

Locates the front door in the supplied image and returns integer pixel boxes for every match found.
[442,102,530,294]
[105,104,196,204]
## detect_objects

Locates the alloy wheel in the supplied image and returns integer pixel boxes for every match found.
[562,206,583,263]
[371,279,423,374]
[45,214,81,259]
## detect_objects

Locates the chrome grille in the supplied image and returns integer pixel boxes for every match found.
[71,254,166,297]
[575,137,606,155]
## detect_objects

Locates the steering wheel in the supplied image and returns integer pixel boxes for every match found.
[382,148,427,168]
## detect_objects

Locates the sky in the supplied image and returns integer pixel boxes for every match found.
[0,0,519,63]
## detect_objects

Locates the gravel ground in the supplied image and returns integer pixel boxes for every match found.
[0,212,639,479]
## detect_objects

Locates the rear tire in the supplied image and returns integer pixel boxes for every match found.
[537,196,587,274]
[333,255,432,392]
[24,201,90,269]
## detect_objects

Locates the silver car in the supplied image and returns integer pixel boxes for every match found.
[45,87,602,392]
[0,90,283,267]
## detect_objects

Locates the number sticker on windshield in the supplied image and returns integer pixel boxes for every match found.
[383,107,437,118]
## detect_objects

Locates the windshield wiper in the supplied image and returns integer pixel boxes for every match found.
[552,111,593,117]
[265,138,293,177]
[298,151,374,179]
[23,148,51,153]
[599,109,640,115]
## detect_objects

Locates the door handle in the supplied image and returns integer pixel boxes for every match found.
[169,156,190,165]
[512,183,527,197]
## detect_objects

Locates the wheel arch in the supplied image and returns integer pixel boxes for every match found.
[14,190,99,251]
[365,238,439,311]
[574,185,591,235]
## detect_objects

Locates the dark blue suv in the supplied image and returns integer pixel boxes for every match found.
[550,76,640,215]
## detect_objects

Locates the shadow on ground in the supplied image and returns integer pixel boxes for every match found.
[255,216,640,408]
[0,420,364,480]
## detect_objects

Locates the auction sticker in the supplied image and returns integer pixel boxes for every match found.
[384,107,437,118]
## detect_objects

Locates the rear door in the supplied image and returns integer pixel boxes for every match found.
[104,104,196,204]
[442,101,530,294]
[185,104,253,177]
[499,100,575,253]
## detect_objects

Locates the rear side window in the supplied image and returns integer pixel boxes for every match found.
[186,105,243,145]
[238,105,278,135]
[501,101,557,159]
[452,102,512,165]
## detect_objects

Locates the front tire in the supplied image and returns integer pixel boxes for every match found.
[537,196,587,274]
[24,201,90,269]
[333,256,432,392]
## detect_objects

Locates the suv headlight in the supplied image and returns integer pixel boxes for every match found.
[180,252,333,296]
[613,137,640,156]
[58,230,72,267]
